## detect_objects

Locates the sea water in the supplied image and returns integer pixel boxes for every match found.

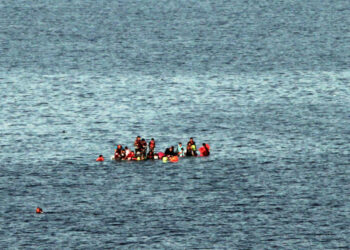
[0,0,349,248]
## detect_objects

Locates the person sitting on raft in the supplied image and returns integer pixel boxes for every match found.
[199,143,210,157]
[186,142,197,156]
[147,150,155,159]
[114,144,123,160]
[165,146,177,157]
[187,138,197,156]
[188,137,196,148]
[185,142,192,156]
[149,138,155,152]
[120,149,126,160]
[125,146,131,156]
[177,142,185,157]
[126,150,136,160]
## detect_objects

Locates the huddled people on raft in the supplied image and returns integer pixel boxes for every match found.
[110,136,210,161]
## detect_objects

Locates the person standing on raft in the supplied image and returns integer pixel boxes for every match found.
[141,138,148,157]
[134,136,142,154]
[149,138,156,153]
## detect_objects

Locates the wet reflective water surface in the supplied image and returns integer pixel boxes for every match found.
[1,0,349,248]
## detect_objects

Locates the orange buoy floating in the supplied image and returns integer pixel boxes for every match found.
[36,207,43,214]
[169,156,179,162]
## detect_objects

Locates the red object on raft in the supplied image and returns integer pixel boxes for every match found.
[169,156,179,162]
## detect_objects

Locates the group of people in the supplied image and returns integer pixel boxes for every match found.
[104,136,210,162]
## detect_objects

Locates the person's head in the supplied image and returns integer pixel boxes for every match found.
[142,138,145,141]
[170,146,174,151]
[99,155,103,157]
[178,142,182,146]
[137,136,141,140]
[125,146,128,150]
[190,137,194,142]
[117,144,121,149]
[151,138,154,141]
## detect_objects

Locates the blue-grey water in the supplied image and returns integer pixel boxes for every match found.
[1,0,350,248]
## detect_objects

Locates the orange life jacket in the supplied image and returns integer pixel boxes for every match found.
[96,156,104,162]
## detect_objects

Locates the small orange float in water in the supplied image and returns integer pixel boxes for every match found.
[169,156,179,162]
[36,207,43,214]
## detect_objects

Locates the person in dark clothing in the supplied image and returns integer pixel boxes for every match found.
[149,138,155,152]
[141,138,147,157]
[186,142,193,156]
[188,137,196,148]
[187,138,197,156]
[134,136,142,154]
[147,150,155,159]
[165,146,176,156]
[120,149,127,160]
[114,144,123,160]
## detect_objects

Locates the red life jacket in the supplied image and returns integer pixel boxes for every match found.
[96,156,104,162]
[127,151,135,159]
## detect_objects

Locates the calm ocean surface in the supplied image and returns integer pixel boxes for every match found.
[1,0,350,248]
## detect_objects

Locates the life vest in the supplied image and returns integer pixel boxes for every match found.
[96,156,104,161]
[127,151,135,158]
[134,140,141,149]
[169,156,179,162]
[199,144,210,157]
